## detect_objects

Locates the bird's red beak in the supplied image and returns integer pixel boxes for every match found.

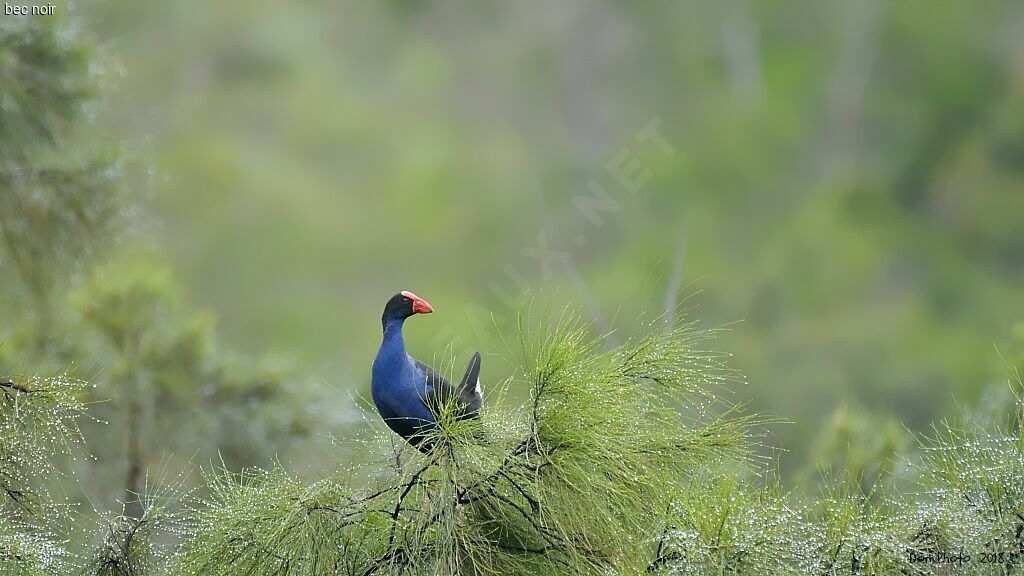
[413,298,434,314]
[401,291,434,314]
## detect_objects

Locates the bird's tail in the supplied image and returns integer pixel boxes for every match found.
[457,352,483,415]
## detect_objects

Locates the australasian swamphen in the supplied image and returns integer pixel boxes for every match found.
[371,291,482,450]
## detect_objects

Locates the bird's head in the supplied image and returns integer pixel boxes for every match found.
[382,290,434,328]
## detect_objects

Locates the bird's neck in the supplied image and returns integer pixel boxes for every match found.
[373,319,410,388]
[379,318,408,357]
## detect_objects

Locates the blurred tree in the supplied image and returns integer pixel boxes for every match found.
[801,401,911,495]
[0,16,304,524]
[71,254,300,517]
[0,18,122,357]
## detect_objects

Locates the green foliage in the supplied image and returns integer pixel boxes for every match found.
[67,253,303,512]
[646,393,1024,575]
[0,519,69,576]
[0,376,88,575]
[0,10,304,530]
[803,402,911,494]
[0,18,121,346]
[79,494,173,576]
[163,316,1024,576]
[0,376,87,516]
[0,18,89,155]
[2,5,1024,576]
[172,313,755,575]
[3,310,1024,575]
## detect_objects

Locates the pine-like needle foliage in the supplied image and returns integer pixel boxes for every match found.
[172,312,754,575]
[5,311,1024,576]
[646,383,1024,576]
[168,314,1024,576]
[0,375,88,575]
[0,376,87,516]
[79,493,172,576]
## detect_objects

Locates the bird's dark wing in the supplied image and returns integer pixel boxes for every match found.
[415,358,450,394]
[415,354,482,419]
[414,358,455,412]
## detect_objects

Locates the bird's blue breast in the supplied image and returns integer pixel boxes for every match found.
[371,331,436,439]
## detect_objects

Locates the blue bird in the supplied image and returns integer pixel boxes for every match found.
[371,291,482,449]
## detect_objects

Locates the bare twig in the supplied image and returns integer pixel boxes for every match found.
[0,379,37,395]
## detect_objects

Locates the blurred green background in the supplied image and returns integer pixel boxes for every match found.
[2,1,1022,513]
